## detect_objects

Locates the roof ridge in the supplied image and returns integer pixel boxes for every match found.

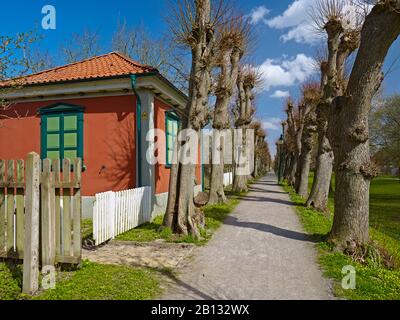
[111,51,156,71]
[12,52,155,81]
[11,52,116,81]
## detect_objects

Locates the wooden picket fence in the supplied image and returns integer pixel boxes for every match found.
[0,152,82,294]
[93,186,152,246]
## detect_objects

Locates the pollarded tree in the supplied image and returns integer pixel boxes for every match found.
[283,99,307,186]
[295,82,320,198]
[232,67,258,193]
[208,17,250,205]
[328,0,400,249]
[163,0,225,238]
[307,0,363,212]
[259,140,272,174]
[251,120,269,177]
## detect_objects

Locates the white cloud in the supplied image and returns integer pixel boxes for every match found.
[265,0,372,44]
[267,0,313,29]
[248,6,270,25]
[258,54,315,91]
[266,0,317,44]
[270,90,290,98]
[262,118,283,131]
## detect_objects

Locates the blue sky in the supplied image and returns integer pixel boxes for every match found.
[2,0,399,155]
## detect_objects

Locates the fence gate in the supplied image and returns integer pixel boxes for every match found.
[0,153,82,294]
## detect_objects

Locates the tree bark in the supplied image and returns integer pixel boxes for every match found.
[232,128,249,193]
[306,106,333,213]
[163,0,214,238]
[296,112,317,198]
[287,154,298,186]
[208,131,227,204]
[283,152,292,181]
[306,135,333,213]
[329,2,400,249]
[209,45,241,205]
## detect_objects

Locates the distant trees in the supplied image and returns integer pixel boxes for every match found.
[58,22,189,90]
[282,98,307,187]
[252,120,272,177]
[112,21,189,91]
[61,29,102,63]
[0,30,47,79]
[370,94,400,176]
[1,30,44,124]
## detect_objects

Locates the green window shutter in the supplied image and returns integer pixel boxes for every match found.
[165,112,180,167]
[40,104,84,163]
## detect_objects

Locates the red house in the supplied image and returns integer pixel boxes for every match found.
[0,52,202,218]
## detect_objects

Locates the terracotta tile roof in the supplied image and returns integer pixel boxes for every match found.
[1,52,157,87]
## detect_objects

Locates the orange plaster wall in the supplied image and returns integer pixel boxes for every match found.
[0,95,137,196]
[154,98,202,194]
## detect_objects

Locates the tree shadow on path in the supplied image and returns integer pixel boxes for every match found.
[236,195,295,206]
[223,216,318,243]
[249,186,287,195]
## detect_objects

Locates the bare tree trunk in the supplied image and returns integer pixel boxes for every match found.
[254,136,259,178]
[296,150,312,198]
[163,0,215,238]
[232,128,249,193]
[283,152,292,180]
[329,2,400,249]
[296,116,316,198]
[306,133,333,213]
[287,154,298,186]
[163,162,179,228]
[209,131,227,204]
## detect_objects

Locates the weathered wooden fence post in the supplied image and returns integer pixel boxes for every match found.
[41,159,56,267]
[73,158,82,259]
[23,152,40,295]
[16,160,25,257]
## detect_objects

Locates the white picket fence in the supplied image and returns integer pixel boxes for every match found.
[93,186,152,246]
[223,172,233,187]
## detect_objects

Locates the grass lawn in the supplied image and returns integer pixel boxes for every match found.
[0,260,161,300]
[283,175,400,300]
[116,197,240,245]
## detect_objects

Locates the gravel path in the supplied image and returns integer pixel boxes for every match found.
[162,173,333,300]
